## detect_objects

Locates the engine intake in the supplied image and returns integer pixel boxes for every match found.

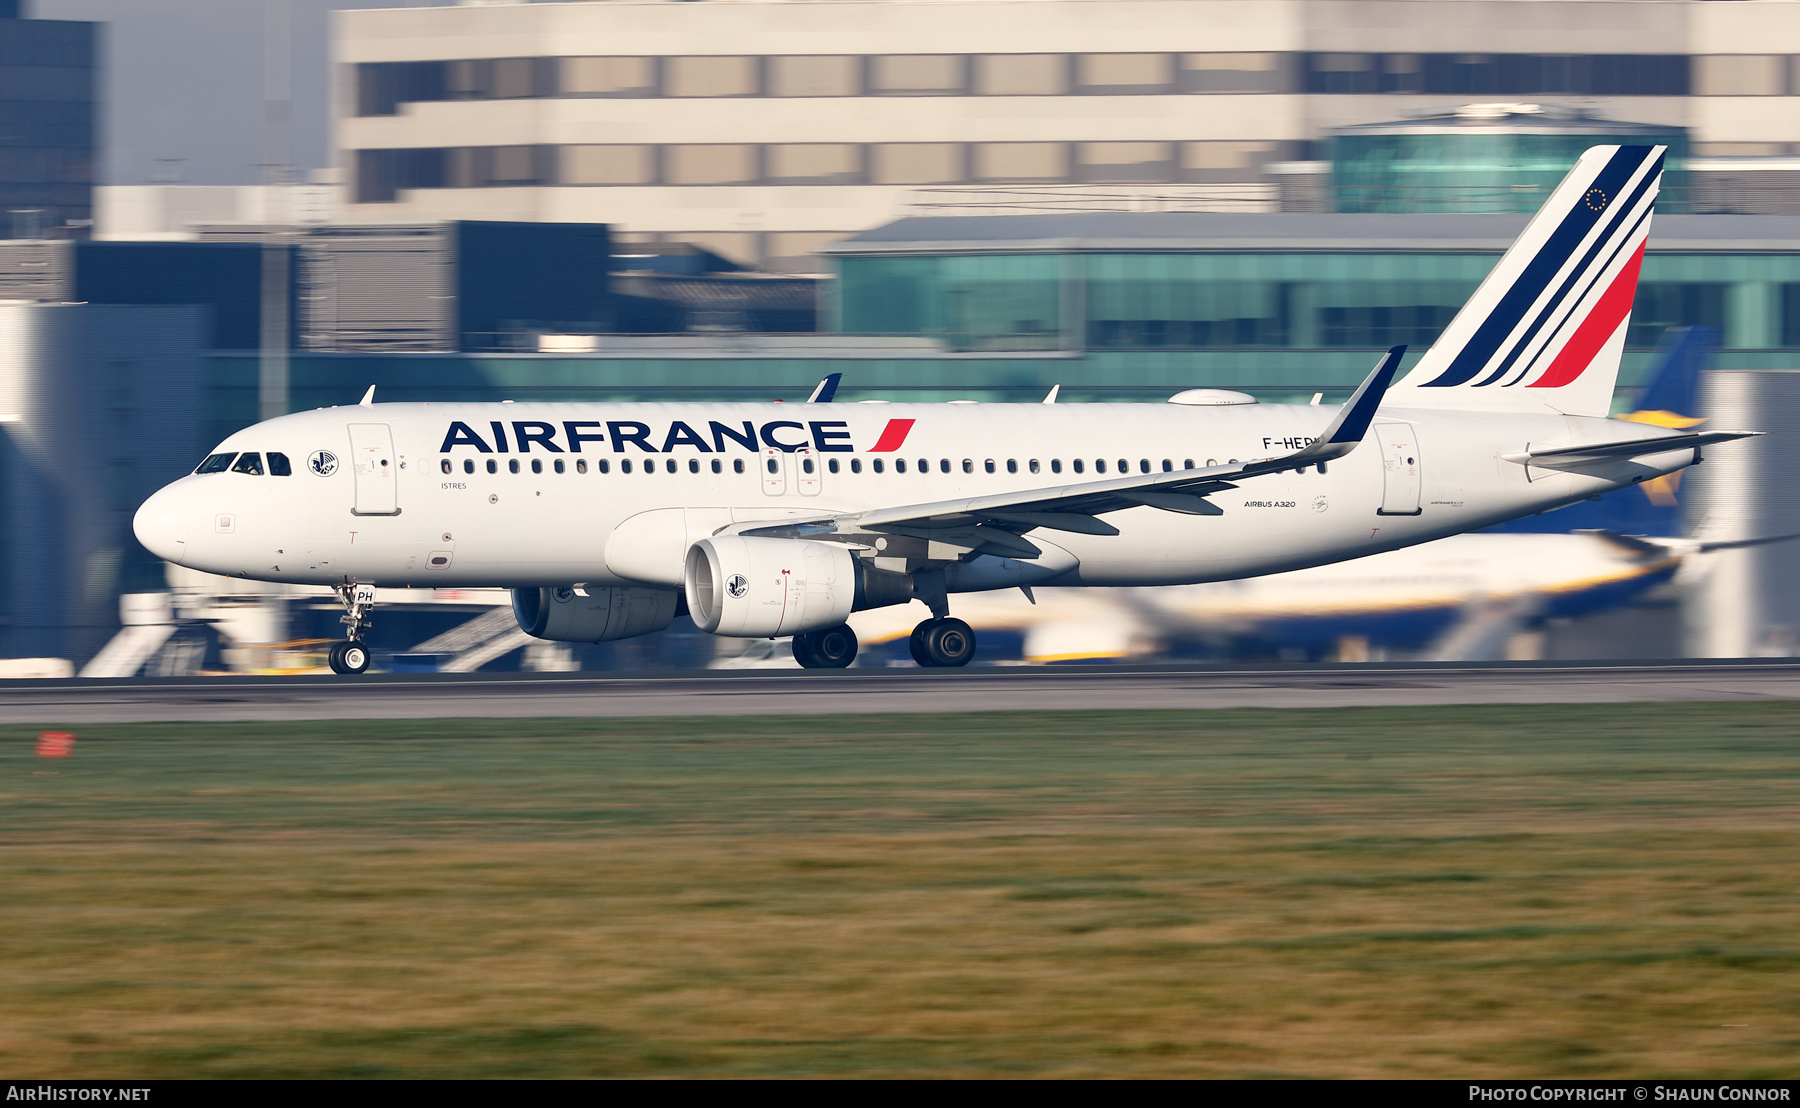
[512,585,679,642]
[685,536,856,637]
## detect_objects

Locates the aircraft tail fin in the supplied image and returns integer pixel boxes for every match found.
[1390,144,1666,417]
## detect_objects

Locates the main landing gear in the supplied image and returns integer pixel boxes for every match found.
[905,571,976,667]
[329,582,376,676]
[910,617,977,668]
[793,624,858,669]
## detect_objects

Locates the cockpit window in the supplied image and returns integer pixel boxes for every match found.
[267,452,292,476]
[195,452,236,474]
[230,452,264,475]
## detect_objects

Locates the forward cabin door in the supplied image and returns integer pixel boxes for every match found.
[348,423,400,515]
[1373,422,1422,516]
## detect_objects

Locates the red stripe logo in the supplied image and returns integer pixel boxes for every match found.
[1529,240,1646,390]
[868,418,915,452]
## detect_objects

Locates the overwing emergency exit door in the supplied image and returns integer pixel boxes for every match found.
[1373,422,1422,516]
[348,423,400,515]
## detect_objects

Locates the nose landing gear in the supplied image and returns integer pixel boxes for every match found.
[328,640,370,675]
[329,582,376,676]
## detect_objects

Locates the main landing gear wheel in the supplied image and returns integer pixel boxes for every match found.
[909,617,977,668]
[793,624,858,669]
[328,640,370,675]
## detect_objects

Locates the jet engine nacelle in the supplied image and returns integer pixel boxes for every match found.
[685,535,856,638]
[512,585,679,643]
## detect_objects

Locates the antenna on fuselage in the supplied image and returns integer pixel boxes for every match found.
[358,385,375,407]
[1042,384,1059,404]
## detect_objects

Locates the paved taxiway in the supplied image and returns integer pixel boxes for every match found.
[3,660,1800,723]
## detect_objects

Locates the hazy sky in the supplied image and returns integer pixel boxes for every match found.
[37,1,445,185]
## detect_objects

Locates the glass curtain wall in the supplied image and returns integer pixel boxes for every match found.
[839,251,1799,353]
[836,254,1061,349]
[1332,132,1691,213]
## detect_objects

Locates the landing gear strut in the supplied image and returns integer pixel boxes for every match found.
[910,617,977,668]
[793,624,858,669]
[329,582,376,676]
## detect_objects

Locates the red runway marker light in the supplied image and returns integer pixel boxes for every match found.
[36,731,75,758]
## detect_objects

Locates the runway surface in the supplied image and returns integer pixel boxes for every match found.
[5,660,1800,723]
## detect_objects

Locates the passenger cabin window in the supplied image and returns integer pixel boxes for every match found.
[577,459,589,474]
[1051,459,1062,473]
[441,459,452,474]
[711,459,722,473]
[230,452,264,475]
[464,459,475,474]
[732,459,743,474]
[554,459,565,474]
[509,459,521,474]
[873,459,884,473]
[896,459,907,473]
[1074,459,1085,474]
[268,452,292,476]
[195,452,236,474]
[850,458,862,474]
[1007,459,1018,473]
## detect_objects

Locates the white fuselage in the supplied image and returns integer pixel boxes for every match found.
[133,400,1694,598]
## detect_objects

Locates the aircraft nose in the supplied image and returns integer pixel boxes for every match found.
[133,483,190,566]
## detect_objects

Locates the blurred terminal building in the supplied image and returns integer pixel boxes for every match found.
[5,0,1800,668]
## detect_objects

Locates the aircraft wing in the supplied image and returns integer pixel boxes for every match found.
[1500,430,1759,466]
[738,347,1406,560]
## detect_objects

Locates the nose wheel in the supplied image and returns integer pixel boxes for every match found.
[793,624,858,669]
[330,582,377,676]
[910,617,977,668]
[328,640,370,675]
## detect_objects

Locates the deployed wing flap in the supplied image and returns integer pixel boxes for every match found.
[981,510,1120,536]
[1115,489,1225,516]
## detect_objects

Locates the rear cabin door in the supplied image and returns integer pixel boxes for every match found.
[348,423,400,515]
[1373,422,1422,516]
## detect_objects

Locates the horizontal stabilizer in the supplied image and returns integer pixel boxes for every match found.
[1501,430,1758,465]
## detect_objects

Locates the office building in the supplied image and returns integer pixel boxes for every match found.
[0,1,97,238]
[335,0,1800,269]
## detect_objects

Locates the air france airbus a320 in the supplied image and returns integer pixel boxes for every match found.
[134,146,1755,674]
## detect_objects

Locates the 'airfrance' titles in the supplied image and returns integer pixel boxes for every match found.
[440,419,869,455]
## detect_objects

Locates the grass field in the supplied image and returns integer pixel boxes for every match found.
[3,703,1799,1078]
